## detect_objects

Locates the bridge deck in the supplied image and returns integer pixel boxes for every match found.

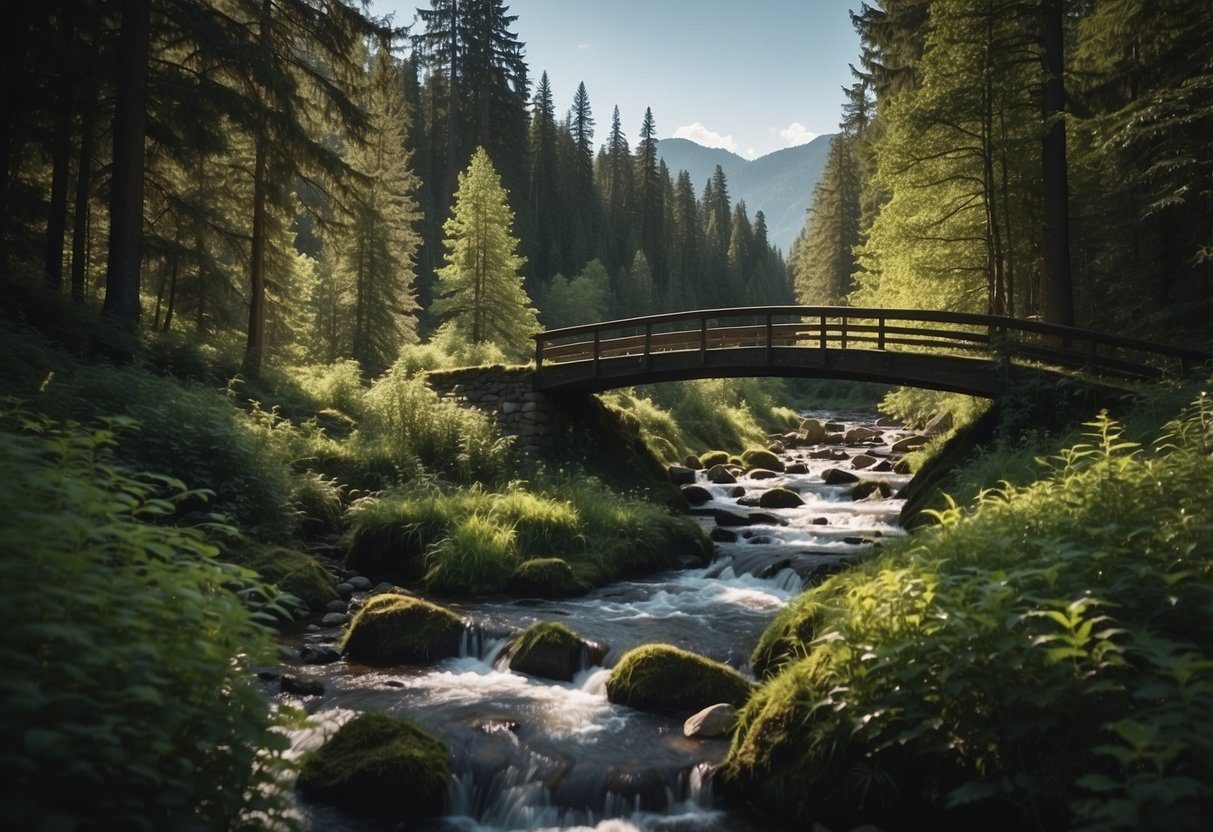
[532,306,1208,396]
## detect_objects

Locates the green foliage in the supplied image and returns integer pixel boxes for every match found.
[432,147,540,361]
[606,644,755,715]
[344,477,711,595]
[339,593,466,665]
[224,542,338,612]
[878,388,989,432]
[541,259,611,328]
[297,712,450,819]
[0,406,294,831]
[353,363,515,486]
[423,513,520,595]
[39,365,299,540]
[725,395,1213,829]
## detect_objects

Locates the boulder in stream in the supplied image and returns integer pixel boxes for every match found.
[508,558,588,598]
[741,448,785,473]
[758,487,805,509]
[507,621,607,682]
[799,418,827,444]
[680,484,714,506]
[605,643,754,715]
[822,468,860,485]
[851,481,894,501]
[667,464,696,486]
[706,464,738,484]
[684,703,739,739]
[340,593,465,665]
[296,712,450,820]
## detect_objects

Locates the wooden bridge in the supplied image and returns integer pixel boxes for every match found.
[532,306,1209,397]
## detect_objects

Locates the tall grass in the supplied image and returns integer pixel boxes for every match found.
[724,391,1213,829]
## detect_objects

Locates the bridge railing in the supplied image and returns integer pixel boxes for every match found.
[533,306,1208,383]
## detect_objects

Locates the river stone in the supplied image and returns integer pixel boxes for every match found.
[605,644,754,715]
[706,464,738,484]
[851,454,877,470]
[748,468,778,480]
[335,582,354,599]
[799,418,827,444]
[710,527,739,543]
[758,487,805,509]
[845,427,879,445]
[714,509,784,527]
[822,468,860,485]
[737,495,762,507]
[684,454,703,470]
[347,576,372,591]
[809,448,837,460]
[680,484,714,505]
[923,410,954,435]
[785,462,809,474]
[824,433,845,445]
[281,674,325,696]
[825,422,846,432]
[299,645,342,665]
[891,434,929,453]
[321,612,350,627]
[876,416,899,427]
[894,458,913,474]
[852,481,893,500]
[683,703,739,739]
[727,486,746,498]
[873,460,894,472]
[508,622,606,682]
[811,517,829,525]
[667,465,696,486]
[325,599,349,613]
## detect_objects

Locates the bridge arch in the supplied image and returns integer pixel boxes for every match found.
[533,306,1206,397]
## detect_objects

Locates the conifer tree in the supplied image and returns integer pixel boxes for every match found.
[332,47,423,375]
[793,134,861,306]
[432,147,539,360]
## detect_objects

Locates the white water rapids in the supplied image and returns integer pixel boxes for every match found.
[282,412,913,831]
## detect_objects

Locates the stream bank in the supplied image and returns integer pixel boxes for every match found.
[275,411,929,831]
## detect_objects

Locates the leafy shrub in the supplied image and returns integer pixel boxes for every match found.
[724,398,1213,829]
[0,407,293,830]
[353,365,514,486]
[285,360,367,418]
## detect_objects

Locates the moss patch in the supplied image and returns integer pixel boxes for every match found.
[297,712,450,819]
[509,557,588,598]
[750,594,829,679]
[340,593,465,665]
[508,621,601,681]
[757,487,804,509]
[605,643,754,715]
[699,450,730,468]
[741,448,785,473]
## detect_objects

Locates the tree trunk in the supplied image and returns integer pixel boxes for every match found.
[103,0,151,325]
[71,90,97,303]
[1041,0,1073,326]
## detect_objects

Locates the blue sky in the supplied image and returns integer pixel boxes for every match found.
[372,1,861,159]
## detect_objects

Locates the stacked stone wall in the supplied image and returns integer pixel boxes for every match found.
[424,366,567,457]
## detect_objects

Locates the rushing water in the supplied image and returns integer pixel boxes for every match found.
[281,412,913,832]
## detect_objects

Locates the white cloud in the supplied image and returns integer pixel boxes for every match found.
[779,122,819,147]
[577,43,591,50]
[673,122,738,153]
[745,147,758,160]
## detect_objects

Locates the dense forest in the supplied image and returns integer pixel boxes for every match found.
[2,2,1212,831]
[4,0,1211,376]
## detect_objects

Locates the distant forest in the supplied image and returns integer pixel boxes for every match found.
[2,0,1210,378]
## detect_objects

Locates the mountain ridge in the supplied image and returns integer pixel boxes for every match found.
[656,135,835,254]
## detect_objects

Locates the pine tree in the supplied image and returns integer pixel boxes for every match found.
[793,134,862,306]
[527,71,561,291]
[432,147,538,360]
[332,46,423,376]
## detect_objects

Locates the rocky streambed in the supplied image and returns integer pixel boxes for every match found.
[272,411,935,832]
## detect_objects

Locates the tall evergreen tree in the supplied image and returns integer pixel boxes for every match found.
[793,134,862,306]
[527,71,561,291]
[432,147,538,360]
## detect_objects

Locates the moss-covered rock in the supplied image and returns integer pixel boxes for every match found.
[507,621,607,681]
[297,712,450,819]
[751,595,829,679]
[508,557,588,598]
[757,487,804,509]
[605,643,754,715]
[741,448,785,473]
[699,450,730,468]
[340,593,465,665]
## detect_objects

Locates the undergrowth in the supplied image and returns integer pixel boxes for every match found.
[724,391,1213,830]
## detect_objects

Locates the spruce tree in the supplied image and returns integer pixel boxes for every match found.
[432,147,539,360]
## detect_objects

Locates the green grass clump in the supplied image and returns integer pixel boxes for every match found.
[749,595,829,679]
[0,406,294,830]
[699,450,731,468]
[297,712,450,819]
[606,644,755,715]
[423,513,520,596]
[723,395,1213,829]
[340,594,466,664]
[344,478,712,596]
